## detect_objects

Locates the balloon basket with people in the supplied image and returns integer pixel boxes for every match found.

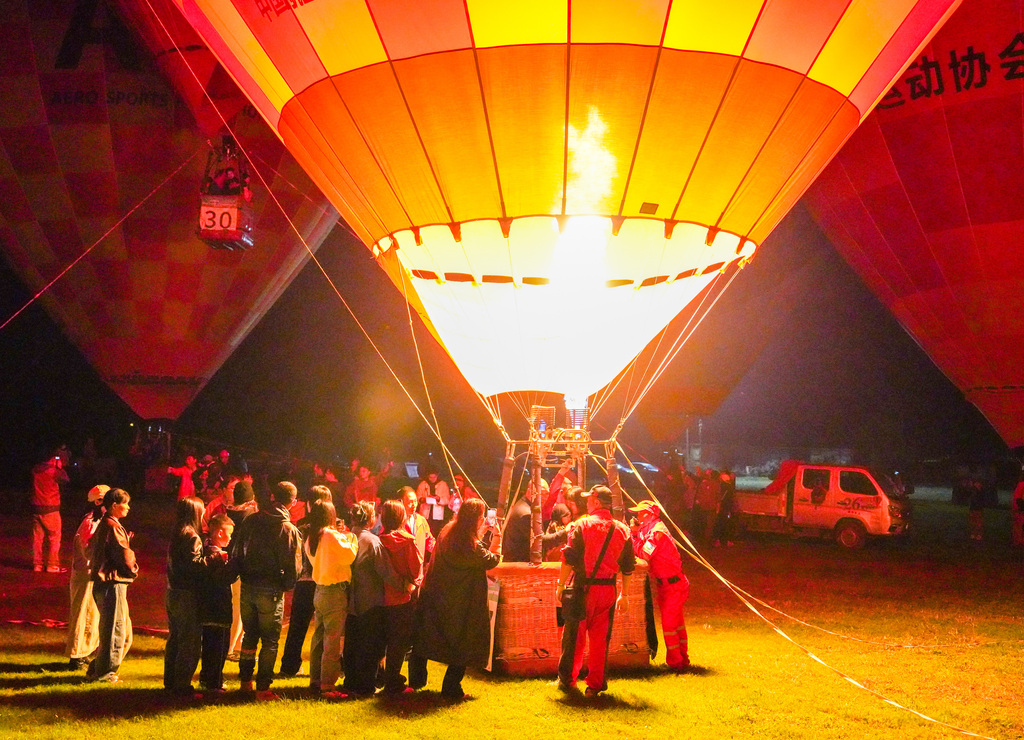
[488,561,649,677]
[485,405,652,680]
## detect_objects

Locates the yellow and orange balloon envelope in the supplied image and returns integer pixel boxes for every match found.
[175,0,958,401]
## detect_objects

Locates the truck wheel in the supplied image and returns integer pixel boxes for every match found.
[835,520,867,549]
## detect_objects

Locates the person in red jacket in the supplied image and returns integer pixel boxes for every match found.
[343,461,393,516]
[378,500,424,694]
[556,485,635,697]
[628,500,690,671]
[31,451,69,573]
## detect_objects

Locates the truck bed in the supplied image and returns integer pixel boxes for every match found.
[734,489,785,517]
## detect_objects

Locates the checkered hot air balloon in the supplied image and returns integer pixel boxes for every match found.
[0,0,337,420]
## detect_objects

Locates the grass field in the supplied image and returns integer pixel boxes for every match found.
[1,495,1021,739]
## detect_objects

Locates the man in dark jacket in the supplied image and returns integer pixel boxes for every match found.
[230,481,302,698]
[502,478,546,563]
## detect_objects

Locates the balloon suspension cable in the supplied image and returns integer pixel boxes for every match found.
[246,150,343,226]
[613,441,994,739]
[617,271,718,418]
[138,0,472,479]
[396,259,475,493]
[621,267,742,426]
[589,267,726,420]
[590,267,737,427]
[589,267,716,420]
[476,392,510,443]
[0,147,205,334]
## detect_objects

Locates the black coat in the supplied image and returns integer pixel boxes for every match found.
[413,541,499,668]
[502,497,533,563]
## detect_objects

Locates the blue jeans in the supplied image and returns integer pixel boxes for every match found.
[92,581,129,677]
[239,582,285,691]
[164,588,202,692]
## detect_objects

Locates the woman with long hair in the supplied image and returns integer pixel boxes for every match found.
[410,498,502,699]
[341,501,398,696]
[305,498,357,696]
[164,496,208,694]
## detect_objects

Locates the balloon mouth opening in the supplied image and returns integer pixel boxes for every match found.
[368,215,757,400]
[372,215,757,288]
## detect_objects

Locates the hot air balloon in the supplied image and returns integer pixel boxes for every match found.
[0,0,338,422]
[804,0,1024,448]
[169,0,958,429]
[166,0,960,676]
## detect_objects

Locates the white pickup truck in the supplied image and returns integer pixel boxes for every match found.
[733,461,911,548]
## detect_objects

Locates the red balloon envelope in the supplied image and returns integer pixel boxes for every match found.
[0,0,337,420]
[805,0,1024,447]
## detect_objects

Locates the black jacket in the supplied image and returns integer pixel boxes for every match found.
[166,528,208,590]
[229,505,301,591]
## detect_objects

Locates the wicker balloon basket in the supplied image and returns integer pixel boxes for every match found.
[488,561,650,676]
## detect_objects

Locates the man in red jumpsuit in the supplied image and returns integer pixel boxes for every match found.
[629,500,690,671]
[556,485,635,697]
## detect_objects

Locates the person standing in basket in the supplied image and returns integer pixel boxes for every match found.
[556,485,635,697]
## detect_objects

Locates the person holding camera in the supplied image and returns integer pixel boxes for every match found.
[31,450,70,573]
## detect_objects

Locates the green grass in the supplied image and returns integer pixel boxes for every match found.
[1,498,1022,739]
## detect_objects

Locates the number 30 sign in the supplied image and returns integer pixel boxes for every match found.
[199,204,238,231]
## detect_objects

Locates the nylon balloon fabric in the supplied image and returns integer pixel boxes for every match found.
[805,0,1024,447]
[0,0,337,419]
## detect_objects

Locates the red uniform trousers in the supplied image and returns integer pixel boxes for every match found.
[570,584,617,692]
[653,576,689,669]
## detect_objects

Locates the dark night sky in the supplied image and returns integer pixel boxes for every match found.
[0,194,1006,485]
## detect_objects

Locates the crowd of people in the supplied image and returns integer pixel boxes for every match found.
[24,436,1024,705]
[51,438,518,699]
[41,440,697,700]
